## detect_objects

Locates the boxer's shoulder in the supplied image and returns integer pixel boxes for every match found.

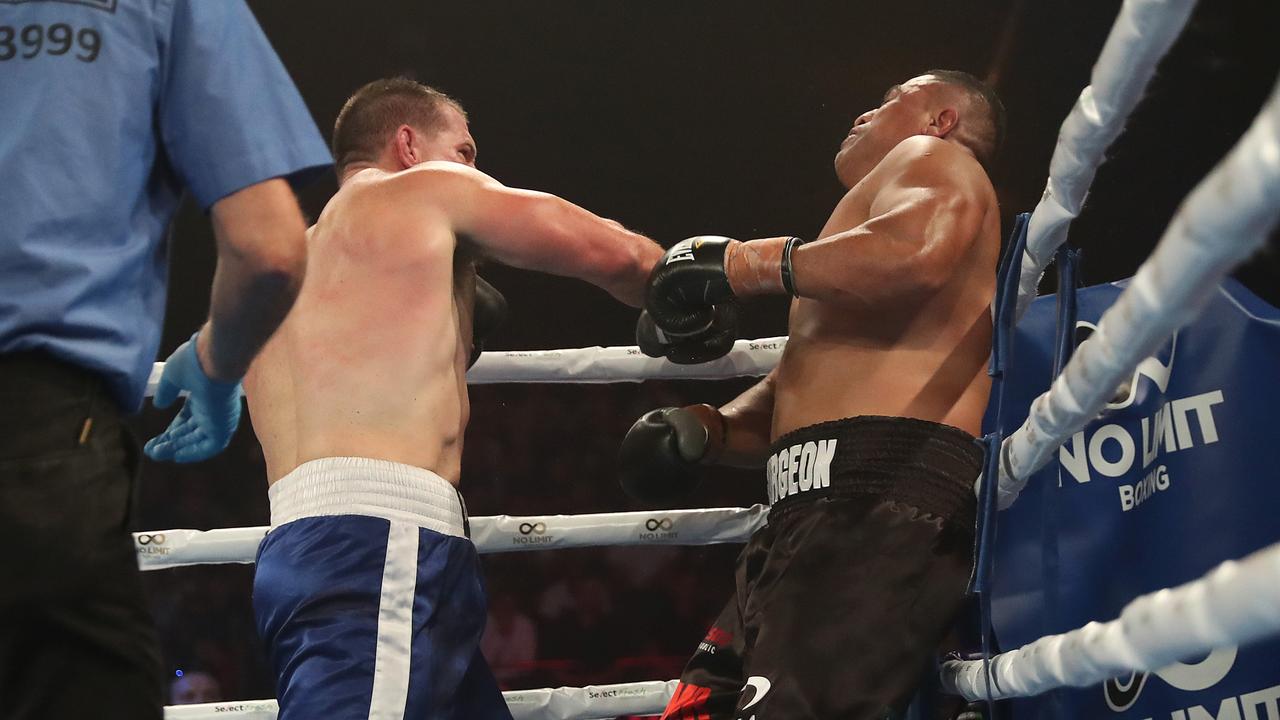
[886,134,969,161]
[882,136,990,188]
[327,164,476,224]
[394,161,491,197]
[869,137,994,214]
[369,162,512,229]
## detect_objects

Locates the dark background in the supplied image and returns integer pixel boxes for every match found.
[136,0,1280,707]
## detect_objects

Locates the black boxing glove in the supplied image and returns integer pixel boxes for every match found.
[645,235,805,338]
[645,236,736,338]
[636,303,740,365]
[618,404,726,503]
[469,275,508,368]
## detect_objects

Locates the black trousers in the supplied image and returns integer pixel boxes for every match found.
[0,353,163,719]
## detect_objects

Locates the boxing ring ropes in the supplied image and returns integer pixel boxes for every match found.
[144,1,1280,717]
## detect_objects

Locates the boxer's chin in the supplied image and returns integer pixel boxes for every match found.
[834,150,859,188]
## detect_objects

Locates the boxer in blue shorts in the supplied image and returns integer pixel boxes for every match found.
[243,78,663,718]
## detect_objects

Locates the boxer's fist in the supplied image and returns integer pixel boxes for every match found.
[636,304,739,365]
[618,405,724,502]
[645,236,737,337]
[469,275,508,368]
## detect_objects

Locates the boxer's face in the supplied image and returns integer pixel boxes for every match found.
[834,75,946,187]
[414,104,477,168]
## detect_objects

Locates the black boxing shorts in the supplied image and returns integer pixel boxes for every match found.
[660,416,984,720]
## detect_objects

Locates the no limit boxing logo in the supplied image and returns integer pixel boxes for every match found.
[134,533,170,556]
[512,521,553,546]
[639,517,677,541]
[1100,646,1280,719]
[1058,326,1229,514]
[1076,323,1178,412]
[1105,647,1235,710]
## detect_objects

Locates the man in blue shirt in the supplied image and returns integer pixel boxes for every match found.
[0,1,331,717]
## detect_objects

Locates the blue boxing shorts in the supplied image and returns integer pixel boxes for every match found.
[253,457,512,720]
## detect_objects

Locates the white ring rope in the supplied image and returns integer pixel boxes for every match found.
[163,680,679,720]
[134,505,770,570]
[994,74,1280,510]
[1013,0,1197,323]
[145,337,786,397]
[503,679,677,720]
[941,540,1280,701]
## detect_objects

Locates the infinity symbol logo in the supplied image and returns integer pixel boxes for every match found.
[518,522,546,535]
[1104,646,1237,711]
[136,533,166,545]
[645,518,673,531]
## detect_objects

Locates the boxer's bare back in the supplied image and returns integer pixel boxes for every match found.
[246,105,659,484]
[245,174,475,484]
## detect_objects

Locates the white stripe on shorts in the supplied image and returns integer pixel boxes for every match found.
[369,520,419,719]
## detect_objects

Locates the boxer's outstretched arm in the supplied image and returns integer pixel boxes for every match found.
[417,164,662,307]
[789,138,986,307]
[202,178,308,380]
[716,368,777,468]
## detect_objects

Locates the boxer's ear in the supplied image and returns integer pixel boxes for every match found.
[930,107,960,138]
[392,124,420,169]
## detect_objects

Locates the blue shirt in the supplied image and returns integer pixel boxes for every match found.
[0,0,331,411]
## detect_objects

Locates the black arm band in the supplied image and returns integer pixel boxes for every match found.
[780,236,805,296]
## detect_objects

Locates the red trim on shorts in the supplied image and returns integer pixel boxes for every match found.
[704,627,732,646]
[661,682,712,720]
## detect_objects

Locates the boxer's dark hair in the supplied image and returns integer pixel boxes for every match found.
[332,78,466,174]
[924,69,1006,172]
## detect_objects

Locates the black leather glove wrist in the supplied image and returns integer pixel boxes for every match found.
[469,275,508,368]
[618,405,724,503]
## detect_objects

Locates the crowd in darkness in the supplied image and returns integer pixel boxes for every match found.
[132,378,763,710]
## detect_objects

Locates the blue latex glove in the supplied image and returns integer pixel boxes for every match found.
[144,332,244,463]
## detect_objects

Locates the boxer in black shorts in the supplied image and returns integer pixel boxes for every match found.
[620,71,1006,719]
[661,418,980,718]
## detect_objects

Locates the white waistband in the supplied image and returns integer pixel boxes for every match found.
[268,457,466,538]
